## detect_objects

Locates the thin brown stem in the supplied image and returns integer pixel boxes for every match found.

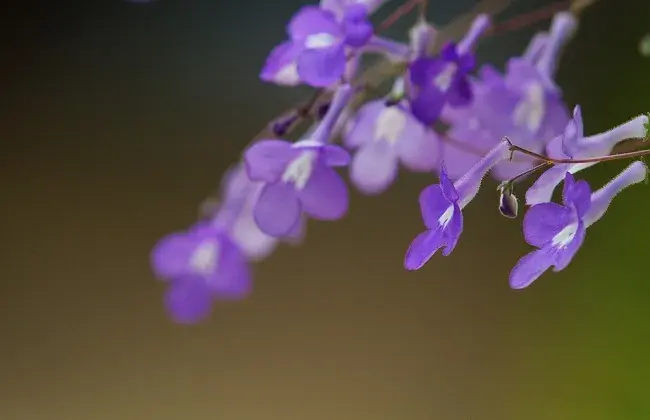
[505,137,650,165]
[507,161,552,185]
[378,0,422,31]
[418,0,428,20]
[488,0,569,36]
[488,0,598,37]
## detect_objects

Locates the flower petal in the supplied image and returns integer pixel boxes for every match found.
[254,182,302,237]
[523,202,572,248]
[260,41,302,86]
[418,184,452,229]
[231,198,278,261]
[322,144,352,166]
[552,221,586,271]
[562,172,592,219]
[525,164,573,206]
[509,248,555,289]
[212,237,253,300]
[288,6,341,40]
[410,86,445,125]
[350,140,398,195]
[343,100,385,148]
[151,232,196,280]
[446,76,473,107]
[244,139,297,183]
[404,229,446,270]
[396,125,439,172]
[297,44,346,87]
[299,164,349,220]
[409,57,436,87]
[441,204,463,256]
[439,164,459,202]
[164,277,214,324]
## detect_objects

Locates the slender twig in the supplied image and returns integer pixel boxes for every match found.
[488,0,569,36]
[378,0,422,31]
[505,161,553,186]
[505,136,650,165]
[418,0,428,20]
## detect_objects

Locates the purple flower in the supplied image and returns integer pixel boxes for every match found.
[244,139,350,236]
[407,15,489,125]
[244,85,353,236]
[511,162,648,289]
[151,224,252,324]
[404,140,511,270]
[526,108,649,205]
[434,65,504,180]
[408,42,476,125]
[445,13,577,181]
[344,99,439,194]
[404,165,463,270]
[261,4,374,87]
[219,165,305,261]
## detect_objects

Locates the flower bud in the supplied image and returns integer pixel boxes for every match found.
[499,188,519,219]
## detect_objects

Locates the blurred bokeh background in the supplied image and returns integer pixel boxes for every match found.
[2,0,650,418]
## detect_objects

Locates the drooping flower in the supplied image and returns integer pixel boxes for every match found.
[343,98,439,194]
[244,85,353,236]
[511,162,648,289]
[151,224,252,323]
[404,165,463,270]
[525,108,649,205]
[404,139,512,270]
[407,14,489,125]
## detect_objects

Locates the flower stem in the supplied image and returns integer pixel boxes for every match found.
[378,0,425,32]
[488,0,569,36]
[487,0,597,37]
[418,0,428,20]
[505,136,650,165]
[504,161,552,187]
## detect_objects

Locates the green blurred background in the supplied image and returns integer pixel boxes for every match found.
[2,0,650,418]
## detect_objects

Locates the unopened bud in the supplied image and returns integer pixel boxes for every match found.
[272,114,299,137]
[499,188,519,219]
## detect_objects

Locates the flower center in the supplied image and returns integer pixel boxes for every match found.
[281,151,317,190]
[189,240,219,275]
[374,107,406,144]
[433,62,458,92]
[438,205,455,228]
[551,222,578,248]
[512,82,545,132]
[305,33,337,49]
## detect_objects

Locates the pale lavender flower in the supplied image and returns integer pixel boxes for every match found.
[526,108,649,205]
[244,85,353,236]
[473,13,576,180]
[343,98,439,194]
[436,65,503,180]
[219,165,304,262]
[404,139,512,270]
[260,3,407,87]
[511,162,648,289]
[151,224,252,323]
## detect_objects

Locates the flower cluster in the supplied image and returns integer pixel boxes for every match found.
[151,0,649,323]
